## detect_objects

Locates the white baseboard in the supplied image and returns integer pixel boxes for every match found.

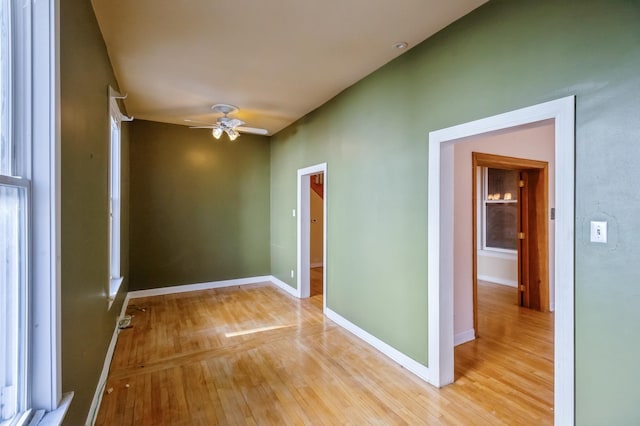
[268,275,299,298]
[324,308,433,385]
[85,293,131,425]
[127,276,273,299]
[454,329,475,346]
[477,274,517,287]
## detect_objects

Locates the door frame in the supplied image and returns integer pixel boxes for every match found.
[472,153,550,335]
[297,163,327,311]
[427,96,574,424]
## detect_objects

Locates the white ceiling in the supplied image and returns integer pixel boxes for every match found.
[91,0,487,135]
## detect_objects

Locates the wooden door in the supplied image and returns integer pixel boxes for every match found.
[517,168,549,311]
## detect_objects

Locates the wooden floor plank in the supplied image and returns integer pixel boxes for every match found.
[96,279,553,425]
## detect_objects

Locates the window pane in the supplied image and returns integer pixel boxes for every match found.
[0,0,10,176]
[109,116,121,286]
[486,203,517,250]
[487,168,518,201]
[0,184,27,422]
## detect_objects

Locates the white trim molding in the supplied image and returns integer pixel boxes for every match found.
[85,293,131,425]
[127,276,274,299]
[476,275,517,288]
[269,275,299,298]
[428,96,575,424]
[28,0,65,415]
[325,308,433,384]
[296,163,327,312]
[454,329,476,346]
[477,249,516,260]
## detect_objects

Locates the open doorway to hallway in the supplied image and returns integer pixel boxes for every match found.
[455,122,556,420]
[427,96,575,424]
[309,172,324,298]
[297,163,327,311]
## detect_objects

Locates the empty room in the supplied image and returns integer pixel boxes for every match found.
[2,0,640,425]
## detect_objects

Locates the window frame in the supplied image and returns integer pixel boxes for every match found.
[107,86,131,308]
[481,167,518,254]
[0,178,30,424]
[3,0,70,422]
[1,0,32,422]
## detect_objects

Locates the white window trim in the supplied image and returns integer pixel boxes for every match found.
[480,167,518,254]
[107,86,131,308]
[9,0,72,422]
[29,0,68,417]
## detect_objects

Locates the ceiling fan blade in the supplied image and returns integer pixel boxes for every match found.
[184,119,216,126]
[237,126,269,135]
[189,125,218,129]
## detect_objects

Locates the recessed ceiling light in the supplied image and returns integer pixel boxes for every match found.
[393,42,408,50]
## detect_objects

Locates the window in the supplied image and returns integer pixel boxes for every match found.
[1,1,30,422]
[1,0,67,423]
[108,87,131,304]
[482,168,518,252]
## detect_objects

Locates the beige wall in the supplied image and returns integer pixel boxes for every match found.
[453,120,555,337]
[310,185,324,266]
[477,251,517,286]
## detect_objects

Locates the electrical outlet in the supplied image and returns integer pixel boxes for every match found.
[590,221,607,243]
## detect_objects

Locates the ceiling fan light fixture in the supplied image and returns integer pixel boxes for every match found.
[188,104,267,140]
[226,128,240,141]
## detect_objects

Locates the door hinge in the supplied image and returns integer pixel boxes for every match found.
[519,285,526,292]
[519,180,525,187]
[518,232,525,240]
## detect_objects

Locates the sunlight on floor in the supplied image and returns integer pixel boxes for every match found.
[224,324,293,338]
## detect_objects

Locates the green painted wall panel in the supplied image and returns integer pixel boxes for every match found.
[60,0,130,423]
[129,120,270,290]
[270,0,640,422]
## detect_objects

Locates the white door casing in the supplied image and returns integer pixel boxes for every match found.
[427,96,575,424]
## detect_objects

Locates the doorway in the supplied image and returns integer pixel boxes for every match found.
[309,173,324,297]
[472,153,550,337]
[427,96,575,424]
[297,163,327,311]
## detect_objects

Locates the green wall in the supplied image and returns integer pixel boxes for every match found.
[269,0,640,423]
[60,0,130,423]
[129,120,270,290]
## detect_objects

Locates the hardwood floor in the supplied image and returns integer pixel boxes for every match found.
[310,267,323,297]
[96,280,553,425]
[456,281,554,423]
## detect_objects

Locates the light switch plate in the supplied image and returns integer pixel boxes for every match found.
[590,221,607,243]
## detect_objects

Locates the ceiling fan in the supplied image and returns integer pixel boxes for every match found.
[188,104,268,141]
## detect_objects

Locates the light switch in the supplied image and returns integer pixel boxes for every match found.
[590,221,607,243]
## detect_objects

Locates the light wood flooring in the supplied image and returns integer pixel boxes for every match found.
[310,267,323,297]
[95,280,553,425]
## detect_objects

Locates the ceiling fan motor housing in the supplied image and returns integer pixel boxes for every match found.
[211,103,238,116]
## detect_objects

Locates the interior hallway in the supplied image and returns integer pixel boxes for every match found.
[95,280,553,425]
